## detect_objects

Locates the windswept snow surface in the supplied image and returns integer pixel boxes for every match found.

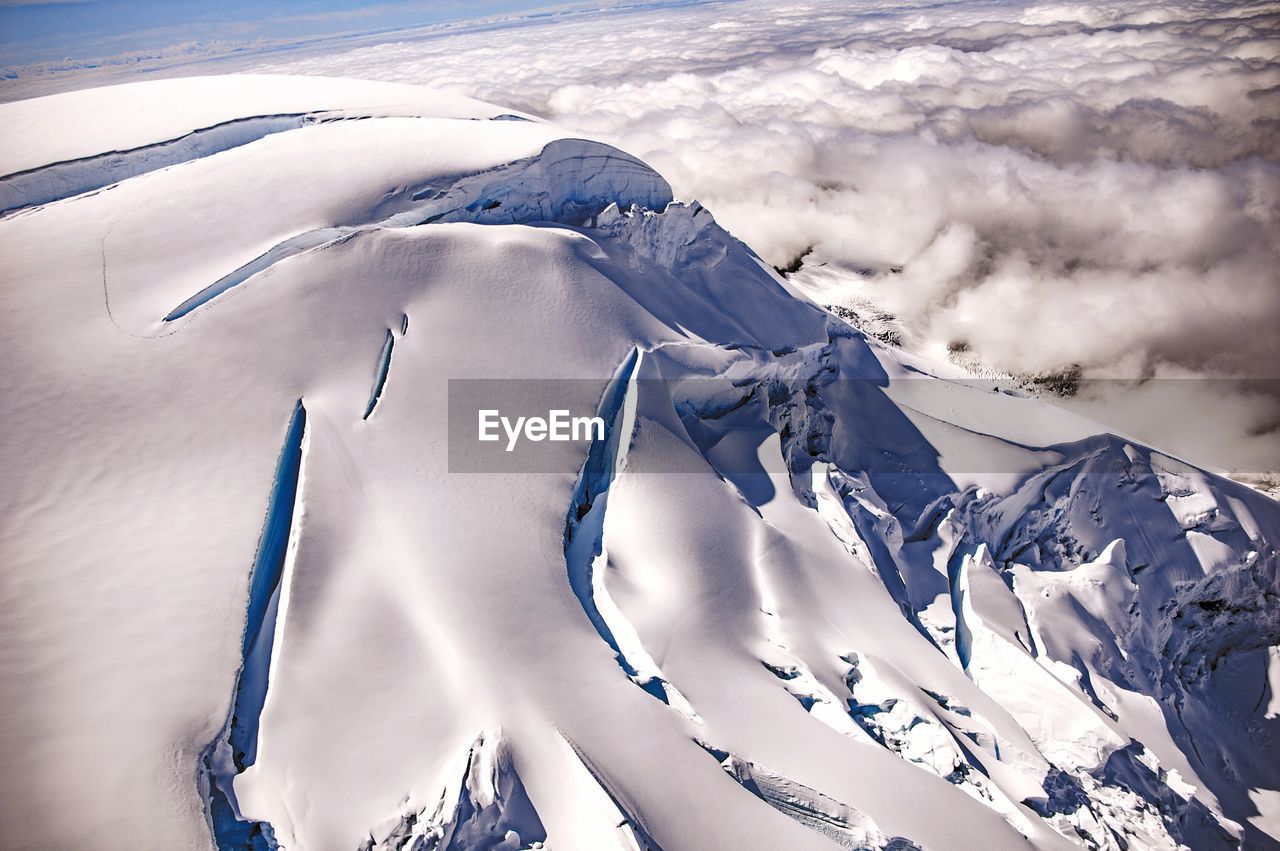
[1,75,1278,851]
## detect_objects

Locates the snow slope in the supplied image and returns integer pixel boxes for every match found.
[1,74,1277,851]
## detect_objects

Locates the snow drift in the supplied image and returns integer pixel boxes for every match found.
[0,74,1277,851]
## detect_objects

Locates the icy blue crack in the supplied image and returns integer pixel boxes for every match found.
[564,347,642,671]
[199,400,306,850]
[363,329,395,420]
[1,114,314,215]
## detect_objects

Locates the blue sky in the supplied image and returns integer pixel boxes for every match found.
[0,0,590,65]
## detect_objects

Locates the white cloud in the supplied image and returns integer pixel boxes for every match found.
[248,0,1280,470]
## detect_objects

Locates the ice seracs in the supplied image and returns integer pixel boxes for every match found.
[1,74,1277,851]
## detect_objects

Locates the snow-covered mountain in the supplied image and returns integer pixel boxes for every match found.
[1,75,1277,851]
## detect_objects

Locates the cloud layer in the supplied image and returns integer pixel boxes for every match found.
[252,0,1280,468]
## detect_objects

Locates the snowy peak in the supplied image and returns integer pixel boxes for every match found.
[1,75,1277,851]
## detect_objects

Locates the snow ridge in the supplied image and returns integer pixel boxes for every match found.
[158,138,672,323]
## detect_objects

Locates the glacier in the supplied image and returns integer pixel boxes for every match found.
[0,74,1277,851]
